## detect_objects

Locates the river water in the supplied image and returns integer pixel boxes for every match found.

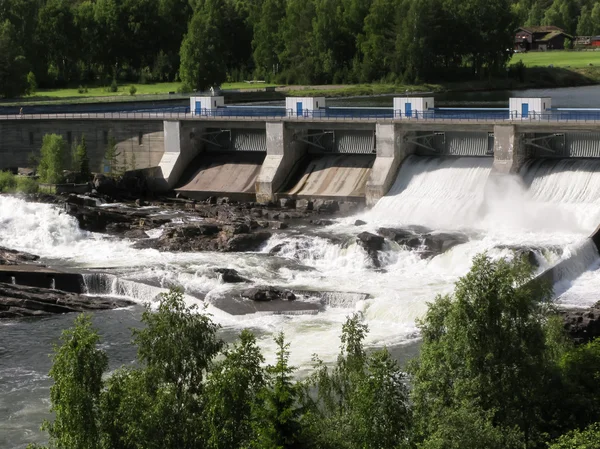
[4,86,600,447]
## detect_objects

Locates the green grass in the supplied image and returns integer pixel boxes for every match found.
[284,83,443,98]
[510,50,600,68]
[25,81,280,102]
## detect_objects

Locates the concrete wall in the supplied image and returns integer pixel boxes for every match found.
[492,125,526,174]
[365,124,415,206]
[256,122,308,203]
[0,120,164,171]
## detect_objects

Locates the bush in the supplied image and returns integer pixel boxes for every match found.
[0,171,16,192]
[77,85,88,94]
[16,176,38,193]
[129,85,137,96]
[26,71,37,95]
[38,134,66,184]
[107,79,118,93]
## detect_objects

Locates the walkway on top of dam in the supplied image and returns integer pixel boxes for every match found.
[5,111,600,134]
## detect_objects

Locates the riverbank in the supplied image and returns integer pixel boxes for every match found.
[3,66,600,107]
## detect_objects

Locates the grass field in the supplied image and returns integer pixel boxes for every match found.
[26,81,280,101]
[510,50,600,68]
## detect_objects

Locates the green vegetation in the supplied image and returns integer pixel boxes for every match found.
[0,171,39,193]
[74,135,91,181]
[31,254,600,449]
[38,134,66,184]
[511,50,600,68]
[103,135,120,176]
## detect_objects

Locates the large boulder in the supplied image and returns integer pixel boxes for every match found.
[0,247,39,265]
[214,268,248,283]
[0,282,134,318]
[377,227,468,259]
[221,232,272,252]
[241,287,296,302]
[562,302,600,344]
[356,232,385,268]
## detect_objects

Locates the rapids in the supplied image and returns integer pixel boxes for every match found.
[3,155,600,447]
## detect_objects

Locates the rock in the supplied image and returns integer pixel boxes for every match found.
[165,224,221,238]
[562,302,600,344]
[217,197,230,205]
[0,282,134,319]
[270,221,288,230]
[311,219,334,226]
[314,200,339,214]
[241,287,296,302]
[135,198,146,207]
[0,247,40,265]
[269,243,286,256]
[123,229,149,239]
[296,199,313,211]
[221,232,272,252]
[280,198,296,209]
[377,227,467,259]
[356,232,385,268]
[214,268,248,283]
[354,220,367,226]
[92,174,117,197]
[206,196,217,205]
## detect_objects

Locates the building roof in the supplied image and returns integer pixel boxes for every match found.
[537,30,572,42]
[517,25,564,34]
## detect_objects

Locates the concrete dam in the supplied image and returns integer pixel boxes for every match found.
[4,95,600,207]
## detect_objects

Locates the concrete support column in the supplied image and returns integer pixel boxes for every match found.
[256,122,307,203]
[365,124,415,207]
[154,121,203,191]
[492,125,525,174]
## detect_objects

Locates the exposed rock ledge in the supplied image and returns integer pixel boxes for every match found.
[561,301,600,345]
[0,282,134,318]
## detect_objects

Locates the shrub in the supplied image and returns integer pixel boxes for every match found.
[108,79,118,93]
[0,171,16,192]
[26,71,37,95]
[77,85,88,94]
[16,176,39,193]
[38,134,66,184]
[129,85,137,96]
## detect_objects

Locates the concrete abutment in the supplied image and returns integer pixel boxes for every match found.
[492,125,526,174]
[365,124,415,206]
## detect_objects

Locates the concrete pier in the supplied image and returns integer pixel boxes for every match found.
[256,122,307,203]
[366,124,415,206]
[492,125,526,174]
[156,121,204,190]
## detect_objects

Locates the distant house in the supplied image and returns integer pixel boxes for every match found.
[514,26,572,51]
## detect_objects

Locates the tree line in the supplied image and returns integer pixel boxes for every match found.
[0,0,598,98]
[30,254,600,449]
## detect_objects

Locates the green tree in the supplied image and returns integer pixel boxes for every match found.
[104,134,120,175]
[576,6,594,36]
[100,289,224,449]
[203,330,265,449]
[38,134,67,184]
[179,0,227,91]
[303,315,411,449]
[0,20,29,98]
[252,0,285,79]
[525,1,544,27]
[549,422,600,449]
[40,314,108,449]
[252,332,304,449]
[75,134,91,180]
[409,254,553,448]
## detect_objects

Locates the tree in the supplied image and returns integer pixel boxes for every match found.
[104,134,120,175]
[100,289,224,449]
[303,314,411,449]
[0,20,29,98]
[203,330,265,449]
[179,0,227,91]
[549,422,600,449]
[252,332,304,449]
[409,253,553,448]
[40,314,108,449]
[525,1,543,27]
[75,134,91,180]
[38,134,67,184]
[252,0,285,79]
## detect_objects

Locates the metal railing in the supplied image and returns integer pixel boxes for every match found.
[3,108,600,123]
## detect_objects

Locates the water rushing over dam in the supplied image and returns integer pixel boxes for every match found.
[5,96,600,447]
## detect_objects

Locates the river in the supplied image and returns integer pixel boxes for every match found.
[4,85,600,448]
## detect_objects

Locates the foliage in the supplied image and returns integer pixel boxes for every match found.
[179,0,227,91]
[252,332,304,449]
[16,176,39,193]
[75,134,91,180]
[409,253,552,447]
[0,20,29,98]
[104,134,120,176]
[38,134,66,184]
[129,85,137,95]
[549,422,600,449]
[41,314,108,449]
[26,71,37,94]
[303,314,411,449]
[0,171,17,192]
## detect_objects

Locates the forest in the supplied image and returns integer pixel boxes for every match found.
[0,0,598,98]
